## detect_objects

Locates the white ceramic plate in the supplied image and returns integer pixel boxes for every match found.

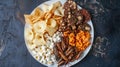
[24,0,94,67]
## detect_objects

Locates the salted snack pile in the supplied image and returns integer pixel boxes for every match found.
[54,0,91,66]
[24,0,91,66]
[24,1,63,65]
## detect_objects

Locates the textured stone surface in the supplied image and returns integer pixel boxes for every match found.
[0,0,120,67]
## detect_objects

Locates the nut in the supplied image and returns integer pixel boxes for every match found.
[68,12,71,15]
[73,2,76,9]
[62,23,65,26]
[72,25,76,30]
[68,14,71,18]
[85,26,90,31]
[68,0,71,3]
[77,16,82,20]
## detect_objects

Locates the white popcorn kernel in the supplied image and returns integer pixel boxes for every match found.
[32,50,37,56]
[47,61,53,65]
[35,55,39,60]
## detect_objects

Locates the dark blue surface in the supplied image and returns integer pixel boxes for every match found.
[0,0,120,67]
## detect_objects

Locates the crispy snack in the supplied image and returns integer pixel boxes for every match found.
[25,27,34,41]
[24,1,64,46]
[59,51,68,61]
[69,33,75,46]
[24,0,92,66]
[54,0,91,66]
[55,30,91,66]
[76,30,91,51]
[67,30,91,51]
[24,1,65,65]
[58,59,65,66]
[54,7,64,17]
[80,9,91,23]
[75,51,82,60]
[63,31,70,37]
[33,33,46,46]
[54,40,83,66]
[33,21,46,34]
[56,43,63,52]
[46,18,58,36]
[24,15,33,24]
[24,8,44,24]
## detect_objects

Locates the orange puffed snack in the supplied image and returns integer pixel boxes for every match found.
[67,30,91,51]
[69,33,75,46]
[63,30,91,51]
[63,31,70,37]
[76,30,91,51]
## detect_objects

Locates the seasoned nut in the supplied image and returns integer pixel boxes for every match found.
[67,23,71,27]
[70,5,72,7]
[77,16,82,20]
[62,23,65,26]
[70,0,72,3]
[68,14,71,18]
[68,0,71,4]
[85,26,90,31]
[73,2,76,9]
[68,12,71,15]
[73,2,76,5]
[72,25,76,30]
[63,26,66,29]
[68,8,70,11]
[78,26,82,30]
[76,21,81,25]
[59,29,62,31]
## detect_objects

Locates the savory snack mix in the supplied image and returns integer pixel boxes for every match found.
[24,0,91,66]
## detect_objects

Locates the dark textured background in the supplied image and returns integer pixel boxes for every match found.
[0,0,120,67]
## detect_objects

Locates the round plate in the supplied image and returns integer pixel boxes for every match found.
[24,0,94,67]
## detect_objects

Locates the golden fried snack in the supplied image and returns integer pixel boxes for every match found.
[25,27,34,41]
[33,21,46,34]
[69,33,75,46]
[33,33,46,46]
[46,18,58,36]
[24,8,44,24]
[76,31,91,51]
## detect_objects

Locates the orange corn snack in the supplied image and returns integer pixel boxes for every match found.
[67,30,91,51]
[69,33,75,46]
[76,31,90,51]
[63,31,70,37]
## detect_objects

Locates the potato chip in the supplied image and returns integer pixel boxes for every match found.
[46,18,57,27]
[27,41,37,50]
[57,6,64,16]
[50,1,62,14]
[25,28,34,41]
[32,8,41,16]
[32,8,44,22]
[46,18,58,36]
[24,8,45,25]
[25,1,63,46]
[54,7,64,17]
[24,14,34,24]
[33,33,46,46]
[44,12,52,20]
[54,9,61,16]
[53,15,62,20]
[41,4,51,12]
[32,8,44,18]
[33,21,46,34]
